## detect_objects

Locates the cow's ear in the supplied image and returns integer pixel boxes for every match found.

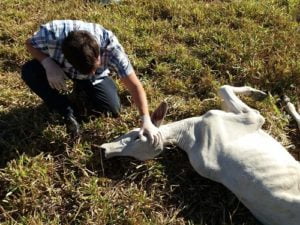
[151,101,168,127]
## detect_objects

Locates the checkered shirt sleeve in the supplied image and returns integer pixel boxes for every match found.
[105,34,134,78]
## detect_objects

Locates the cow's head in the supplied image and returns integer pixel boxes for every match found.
[100,102,168,161]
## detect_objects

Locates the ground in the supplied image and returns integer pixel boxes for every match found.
[0,0,299,224]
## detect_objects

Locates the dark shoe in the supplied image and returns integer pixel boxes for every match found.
[65,114,80,138]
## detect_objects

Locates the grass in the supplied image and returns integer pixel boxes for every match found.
[0,0,300,224]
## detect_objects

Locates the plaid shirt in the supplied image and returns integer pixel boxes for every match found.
[30,20,134,81]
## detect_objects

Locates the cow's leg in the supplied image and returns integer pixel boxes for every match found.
[284,96,300,131]
[218,85,267,114]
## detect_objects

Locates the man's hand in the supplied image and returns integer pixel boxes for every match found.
[139,115,160,146]
[41,57,67,90]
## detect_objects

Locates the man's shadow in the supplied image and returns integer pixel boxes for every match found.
[87,146,262,225]
[0,104,68,168]
[0,80,133,168]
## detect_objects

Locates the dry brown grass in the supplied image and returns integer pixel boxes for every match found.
[0,0,300,224]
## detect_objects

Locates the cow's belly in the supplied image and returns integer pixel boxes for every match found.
[220,130,298,191]
[219,131,300,225]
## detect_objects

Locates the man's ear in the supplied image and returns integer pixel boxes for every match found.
[151,101,168,127]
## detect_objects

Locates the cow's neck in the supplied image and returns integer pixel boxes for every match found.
[160,117,201,153]
[159,116,224,182]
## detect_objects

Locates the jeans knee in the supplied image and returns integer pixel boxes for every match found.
[21,61,32,82]
[21,60,43,83]
[94,101,120,118]
[110,103,121,118]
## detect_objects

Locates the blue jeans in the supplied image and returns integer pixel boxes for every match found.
[21,60,120,118]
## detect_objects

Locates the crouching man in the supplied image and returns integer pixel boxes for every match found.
[21,19,158,142]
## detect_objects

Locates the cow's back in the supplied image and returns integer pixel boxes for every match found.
[188,110,265,181]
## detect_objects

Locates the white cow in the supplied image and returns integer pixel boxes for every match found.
[101,85,300,225]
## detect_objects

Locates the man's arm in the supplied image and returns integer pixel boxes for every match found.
[25,38,49,62]
[25,38,66,90]
[120,71,149,117]
[106,32,160,145]
[121,72,160,146]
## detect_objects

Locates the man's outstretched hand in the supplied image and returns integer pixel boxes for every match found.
[139,115,160,147]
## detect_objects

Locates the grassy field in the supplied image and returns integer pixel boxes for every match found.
[0,0,300,224]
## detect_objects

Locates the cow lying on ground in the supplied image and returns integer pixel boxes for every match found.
[101,85,300,225]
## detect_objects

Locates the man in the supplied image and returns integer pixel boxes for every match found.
[21,20,159,144]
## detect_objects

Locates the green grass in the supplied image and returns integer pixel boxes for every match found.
[0,0,300,224]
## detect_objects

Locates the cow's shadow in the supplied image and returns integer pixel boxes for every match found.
[156,148,262,225]
[87,146,262,225]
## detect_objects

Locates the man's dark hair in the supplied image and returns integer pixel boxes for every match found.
[62,30,100,74]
